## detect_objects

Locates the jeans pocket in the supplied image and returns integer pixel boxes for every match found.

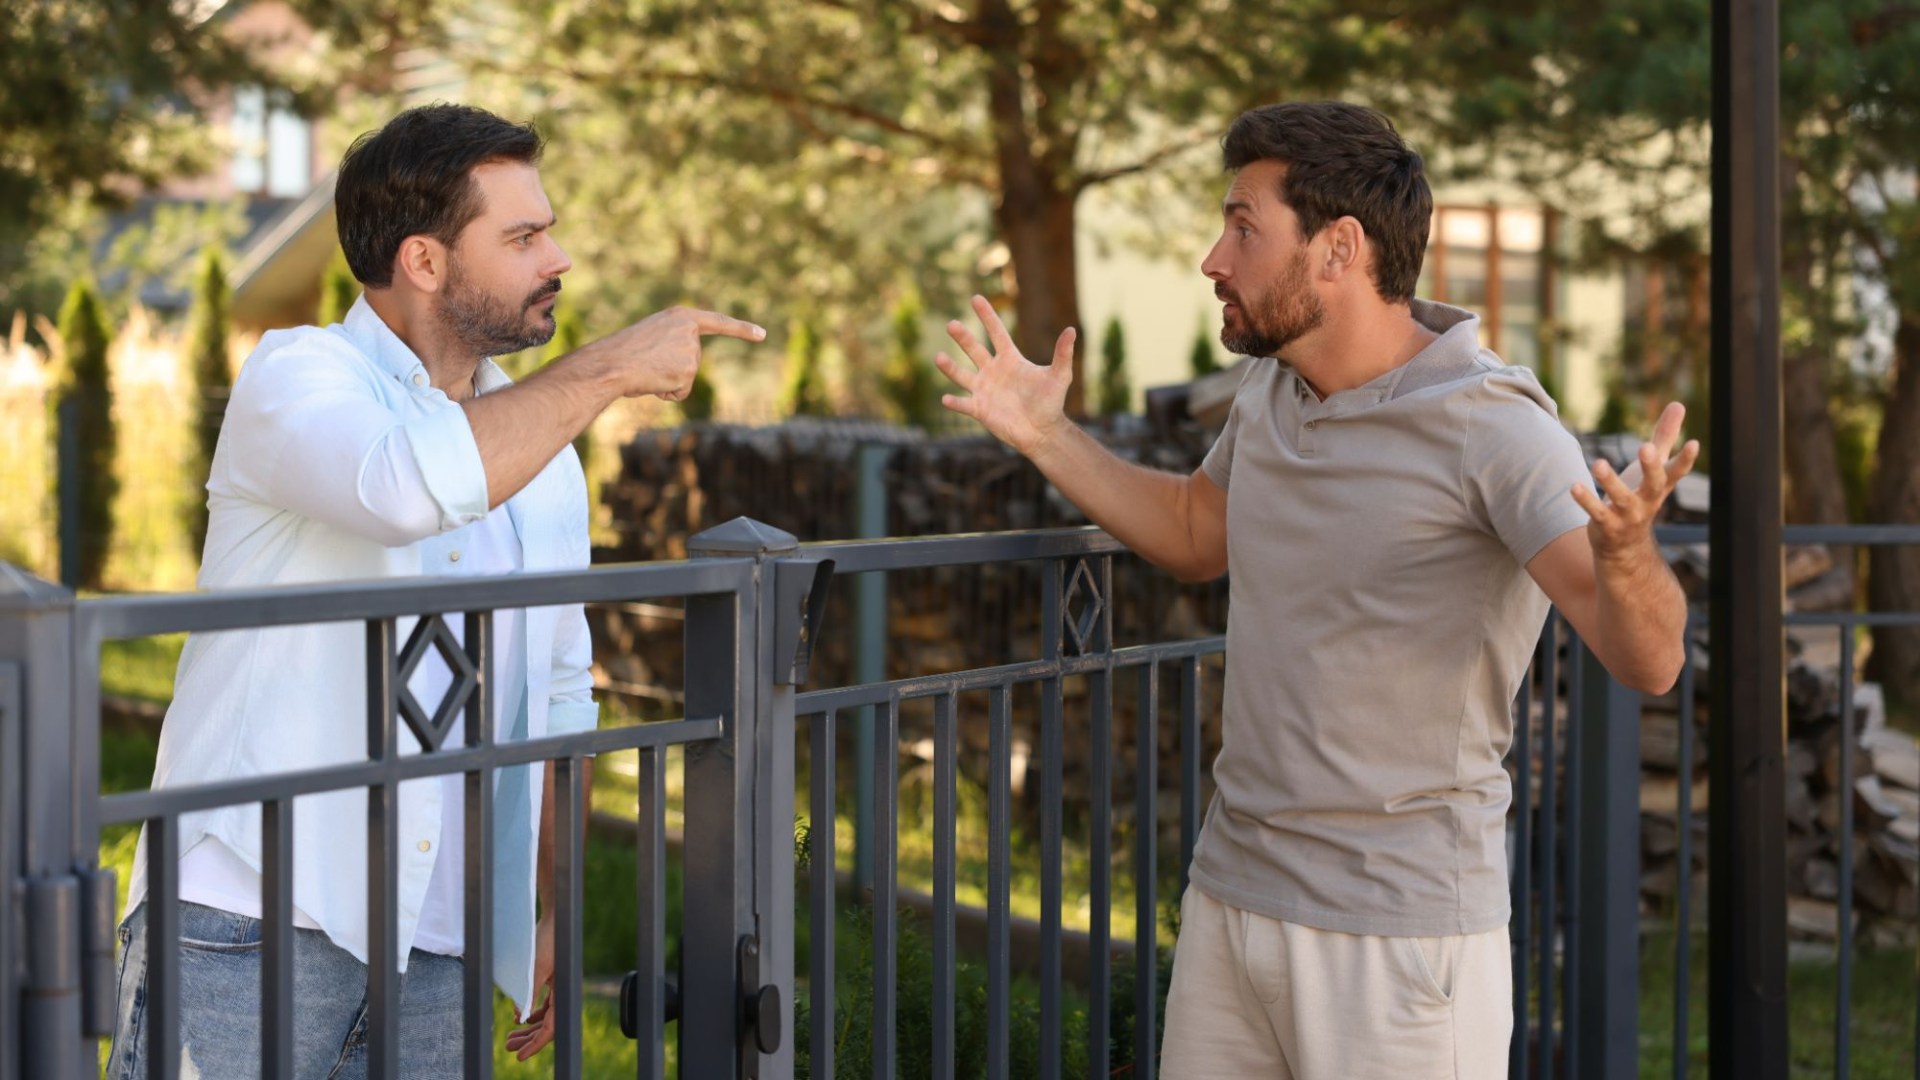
[177,902,264,954]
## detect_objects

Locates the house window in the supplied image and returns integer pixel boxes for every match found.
[1417,204,1557,373]
[231,86,312,198]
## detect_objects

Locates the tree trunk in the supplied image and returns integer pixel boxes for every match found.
[980,0,1086,415]
[1868,313,1920,714]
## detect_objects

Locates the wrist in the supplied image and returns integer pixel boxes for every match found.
[1022,413,1073,463]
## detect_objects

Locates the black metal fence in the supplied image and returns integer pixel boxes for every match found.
[5,519,1919,1079]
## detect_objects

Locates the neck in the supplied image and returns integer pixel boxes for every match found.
[1283,300,1437,398]
[363,289,485,401]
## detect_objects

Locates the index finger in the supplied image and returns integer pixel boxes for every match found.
[687,309,768,342]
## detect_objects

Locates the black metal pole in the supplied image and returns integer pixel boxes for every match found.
[1708,0,1788,1073]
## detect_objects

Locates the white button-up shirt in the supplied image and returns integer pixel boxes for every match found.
[128,296,596,1013]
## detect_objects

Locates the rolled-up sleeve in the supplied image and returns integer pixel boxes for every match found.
[221,337,489,547]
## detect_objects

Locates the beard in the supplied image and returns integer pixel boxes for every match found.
[437,256,561,358]
[1218,248,1324,358]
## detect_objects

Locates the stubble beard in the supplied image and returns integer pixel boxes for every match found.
[1218,249,1325,358]
[438,255,561,358]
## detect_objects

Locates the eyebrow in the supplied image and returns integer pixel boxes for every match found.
[1222,199,1253,218]
[501,215,557,237]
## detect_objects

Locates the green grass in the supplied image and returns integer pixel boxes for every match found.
[1636,925,1920,1078]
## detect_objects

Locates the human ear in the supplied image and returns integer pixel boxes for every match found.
[1324,216,1365,280]
[395,236,449,294]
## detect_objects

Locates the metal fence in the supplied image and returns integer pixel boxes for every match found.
[5,519,1918,1079]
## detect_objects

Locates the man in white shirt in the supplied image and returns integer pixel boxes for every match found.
[107,103,766,1079]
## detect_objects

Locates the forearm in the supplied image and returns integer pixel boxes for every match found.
[466,354,621,509]
[1590,538,1689,694]
[1028,424,1217,581]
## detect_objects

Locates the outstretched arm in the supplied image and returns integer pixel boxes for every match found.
[1528,402,1700,694]
[936,296,1227,582]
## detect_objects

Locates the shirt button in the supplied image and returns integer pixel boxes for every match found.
[1305,421,1318,431]
[448,549,461,563]
[411,373,426,387]
[418,840,432,852]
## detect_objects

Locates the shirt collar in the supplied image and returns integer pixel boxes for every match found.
[341,294,514,396]
[1382,299,1488,400]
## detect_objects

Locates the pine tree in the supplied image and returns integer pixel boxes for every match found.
[316,248,359,326]
[882,290,937,429]
[681,368,717,421]
[184,249,231,558]
[53,279,117,589]
[781,318,831,417]
[1097,316,1132,416]
[1188,324,1220,378]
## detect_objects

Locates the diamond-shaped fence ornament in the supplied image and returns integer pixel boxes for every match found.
[1061,558,1106,656]
[394,614,479,751]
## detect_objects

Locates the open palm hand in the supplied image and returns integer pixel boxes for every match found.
[935,295,1077,457]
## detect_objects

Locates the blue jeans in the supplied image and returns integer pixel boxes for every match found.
[107,901,466,1080]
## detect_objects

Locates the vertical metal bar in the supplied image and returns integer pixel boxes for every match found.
[1676,653,1697,1080]
[1538,616,1559,1080]
[933,693,957,1080]
[1510,645,1536,1080]
[853,443,891,896]
[988,686,1013,1080]
[462,608,495,1080]
[1837,630,1855,1080]
[554,755,586,1080]
[807,714,836,1080]
[364,617,400,1080]
[1088,658,1113,1080]
[1179,658,1200,898]
[1040,562,1065,1080]
[146,816,179,1080]
[73,615,111,1050]
[452,611,494,1080]
[261,799,295,1080]
[638,746,667,1080]
[1574,646,1642,1080]
[0,662,19,1080]
[872,696,899,1080]
[1709,0,1788,1070]
[1565,637,1585,1078]
[1135,663,1160,1080]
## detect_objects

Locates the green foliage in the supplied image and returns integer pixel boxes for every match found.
[1595,382,1636,436]
[1188,325,1220,379]
[0,1,272,314]
[683,369,718,422]
[317,247,360,327]
[1097,317,1132,416]
[184,249,231,557]
[883,290,939,429]
[783,318,832,418]
[53,278,117,589]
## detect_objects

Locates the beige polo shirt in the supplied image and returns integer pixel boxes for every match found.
[1190,299,1591,938]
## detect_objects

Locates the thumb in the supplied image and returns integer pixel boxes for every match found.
[1051,327,1077,382]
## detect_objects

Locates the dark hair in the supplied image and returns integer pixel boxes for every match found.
[335,103,544,288]
[1221,102,1431,304]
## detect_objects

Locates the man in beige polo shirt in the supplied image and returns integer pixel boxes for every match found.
[932,100,1694,1078]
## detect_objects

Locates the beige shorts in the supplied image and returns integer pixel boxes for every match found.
[1160,886,1512,1080]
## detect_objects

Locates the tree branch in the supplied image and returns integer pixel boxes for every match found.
[1076,132,1216,191]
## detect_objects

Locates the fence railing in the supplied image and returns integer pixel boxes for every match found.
[3,519,1917,1079]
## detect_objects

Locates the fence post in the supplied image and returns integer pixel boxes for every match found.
[1574,647,1641,1079]
[0,564,83,1080]
[687,519,801,1080]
